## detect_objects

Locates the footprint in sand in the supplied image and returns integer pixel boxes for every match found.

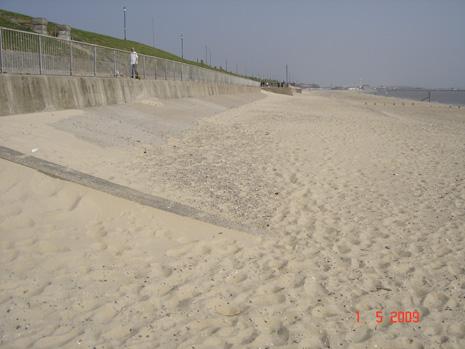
[423,291,449,309]
[208,298,243,316]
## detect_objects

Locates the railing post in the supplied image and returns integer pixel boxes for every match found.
[0,28,3,73]
[93,46,97,76]
[154,59,157,79]
[69,41,73,76]
[38,35,43,74]
[113,50,117,77]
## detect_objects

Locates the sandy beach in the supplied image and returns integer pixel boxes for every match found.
[1,90,465,348]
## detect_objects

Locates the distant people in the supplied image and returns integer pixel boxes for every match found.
[130,48,138,78]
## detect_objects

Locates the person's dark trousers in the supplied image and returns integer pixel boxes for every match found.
[131,64,138,78]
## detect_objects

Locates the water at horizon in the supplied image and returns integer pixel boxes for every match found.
[374,88,465,106]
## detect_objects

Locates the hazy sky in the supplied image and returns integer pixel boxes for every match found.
[1,0,464,87]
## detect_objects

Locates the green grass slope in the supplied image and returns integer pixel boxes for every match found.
[0,8,258,80]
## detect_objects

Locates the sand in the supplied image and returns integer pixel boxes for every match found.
[1,91,465,348]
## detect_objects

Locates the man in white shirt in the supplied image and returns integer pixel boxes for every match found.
[130,48,138,78]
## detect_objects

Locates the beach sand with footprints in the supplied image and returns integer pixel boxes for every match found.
[1,90,465,348]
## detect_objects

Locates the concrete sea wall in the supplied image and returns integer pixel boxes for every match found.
[0,74,260,116]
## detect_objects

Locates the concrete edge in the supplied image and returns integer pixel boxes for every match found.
[0,145,258,235]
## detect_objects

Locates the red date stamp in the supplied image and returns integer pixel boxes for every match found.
[356,310,421,324]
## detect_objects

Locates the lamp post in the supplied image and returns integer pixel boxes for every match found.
[123,6,127,40]
[180,33,184,59]
[152,17,155,47]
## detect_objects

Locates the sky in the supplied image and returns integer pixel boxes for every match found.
[1,0,464,88]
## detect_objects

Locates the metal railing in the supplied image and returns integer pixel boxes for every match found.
[0,27,258,86]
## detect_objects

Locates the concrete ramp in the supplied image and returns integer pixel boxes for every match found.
[0,145,255,234]
[262,86,294,95]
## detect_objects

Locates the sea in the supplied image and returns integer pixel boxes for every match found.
[374,88,465,106]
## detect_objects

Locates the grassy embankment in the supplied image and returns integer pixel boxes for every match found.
[0,8,259,81]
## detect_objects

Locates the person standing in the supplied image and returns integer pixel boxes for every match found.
[130,48,138,78]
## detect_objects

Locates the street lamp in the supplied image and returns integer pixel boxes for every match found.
[152,17,155,47]
[180,33,184,59]
[123,6,127,40]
